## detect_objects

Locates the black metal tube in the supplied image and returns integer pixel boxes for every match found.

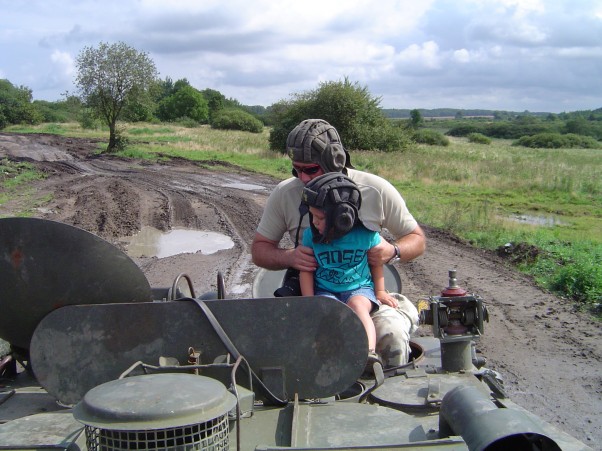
[440,385,561,451]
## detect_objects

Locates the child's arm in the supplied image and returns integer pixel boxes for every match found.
[370,264,399,307]
[300,270,315,296]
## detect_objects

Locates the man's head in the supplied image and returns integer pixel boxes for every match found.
[287,119,353,180]
[302,173,361,243]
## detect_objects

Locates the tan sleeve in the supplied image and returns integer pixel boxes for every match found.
[349,170,418,239]
[256,178,306,243]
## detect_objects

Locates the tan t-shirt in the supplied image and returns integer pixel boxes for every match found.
[257,169,418,244]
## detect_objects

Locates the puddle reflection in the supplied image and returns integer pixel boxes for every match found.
[508,213,568,227]
[126,226,234,258]
[222,182,266,191]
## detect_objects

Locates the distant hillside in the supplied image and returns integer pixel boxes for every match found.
[380,108,552,119]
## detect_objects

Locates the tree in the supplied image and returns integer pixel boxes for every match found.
[157,83,209,123]
[0,79,42,128]
[75,42,158,152]
[409,109,423,128]
[201,88,226,120]
[269,78,412,152]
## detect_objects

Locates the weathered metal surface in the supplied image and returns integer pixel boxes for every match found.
[30,297,367,405]
[0,218,594,451]
[0,217,152,349]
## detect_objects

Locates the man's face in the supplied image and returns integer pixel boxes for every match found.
[292,162,324,184]
[309,206,327,235]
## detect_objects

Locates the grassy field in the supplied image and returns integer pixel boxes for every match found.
[3,122,601,313]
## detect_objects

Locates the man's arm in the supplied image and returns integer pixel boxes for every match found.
[251,232,317,271]
[367,224,426,267]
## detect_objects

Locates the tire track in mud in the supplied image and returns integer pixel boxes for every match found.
[39,157,272,297]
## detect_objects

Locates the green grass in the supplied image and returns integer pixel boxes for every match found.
[0,159,48,216]
[3,123,601,313]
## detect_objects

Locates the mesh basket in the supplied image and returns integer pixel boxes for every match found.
[84,414,230,451]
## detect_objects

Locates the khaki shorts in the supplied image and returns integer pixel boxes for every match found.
[371,294,419,367]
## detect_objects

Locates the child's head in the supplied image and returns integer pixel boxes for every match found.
[302,173,362,243]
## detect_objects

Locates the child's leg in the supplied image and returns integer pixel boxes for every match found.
[347,295,377,350]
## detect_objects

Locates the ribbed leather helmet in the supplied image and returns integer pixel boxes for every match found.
[286,119,353,173]
[302,173,361,243]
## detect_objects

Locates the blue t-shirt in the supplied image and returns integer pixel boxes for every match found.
[302,224,381,293]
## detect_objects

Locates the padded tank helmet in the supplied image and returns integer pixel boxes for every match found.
[287,119,353,174]
[302,173,362,243]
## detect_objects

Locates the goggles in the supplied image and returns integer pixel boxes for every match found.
[292,164,321,177]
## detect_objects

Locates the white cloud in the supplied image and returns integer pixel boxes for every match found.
[396,41,441,70]
[453,49,471,63]
[50,50,75,77]
[0,0,599,112]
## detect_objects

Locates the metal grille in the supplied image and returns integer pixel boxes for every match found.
[84,414,229,451]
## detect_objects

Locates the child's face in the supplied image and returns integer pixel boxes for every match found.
[309,206,327,235]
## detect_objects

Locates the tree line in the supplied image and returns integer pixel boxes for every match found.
[1,41,601,153]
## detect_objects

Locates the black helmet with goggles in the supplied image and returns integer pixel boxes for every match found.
[302,173,361,243]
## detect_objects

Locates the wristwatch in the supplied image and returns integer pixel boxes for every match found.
[387,243,400,264]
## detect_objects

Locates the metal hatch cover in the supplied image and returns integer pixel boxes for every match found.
[30,296,368,405]
[0,217,152,349]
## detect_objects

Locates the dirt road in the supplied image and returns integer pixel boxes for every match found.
[1,132,600,447]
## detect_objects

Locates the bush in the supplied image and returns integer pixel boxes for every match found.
[0,79,43,126]
[268,78,412,152]
[467,132,491,144]
[175,116,200,128]
[445,123,483,137]
[211,108,263,133]
[157,85,209,123]
[514,132,601,149]
[79,109,100,130]
[551,260,601,307]
[413,129,450,146]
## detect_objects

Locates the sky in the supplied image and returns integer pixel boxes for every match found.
[1,0,601,113]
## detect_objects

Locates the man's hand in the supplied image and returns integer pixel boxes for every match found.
[368,225,427,266]
[368,240,396,266]
[292,245,317,272]
[251,233,317,271]
[376,290,399,307]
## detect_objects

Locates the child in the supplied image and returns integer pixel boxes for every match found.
[299,173,398,367]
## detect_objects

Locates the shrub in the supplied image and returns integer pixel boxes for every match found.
[79,109,100,129]
[268,78,412,152]
[176,116,200,128]
[551,260,601,307]
[211,108,264,133]
[467,132,491,144]
[445,123,483,137]
[413,129,450,146]
[157,85,209,123]
[514,132,601,149]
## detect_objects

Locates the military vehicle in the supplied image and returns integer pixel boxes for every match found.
[0,217,591,450]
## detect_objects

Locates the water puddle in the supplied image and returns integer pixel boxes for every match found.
[507,213,569,227]
[125,226,234,258]
[222,182,266,191]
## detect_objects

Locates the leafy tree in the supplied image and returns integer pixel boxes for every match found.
[0,79,42,128]
[409,109,423,128]
[564,117,590,135]
[157,84,209,123]
[201,88,226,120]
[269,78,411,152]
[75,42,158,152]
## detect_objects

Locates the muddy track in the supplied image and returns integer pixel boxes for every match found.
[1,132,600,447]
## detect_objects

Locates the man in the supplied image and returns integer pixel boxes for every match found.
[252,119,425,367]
